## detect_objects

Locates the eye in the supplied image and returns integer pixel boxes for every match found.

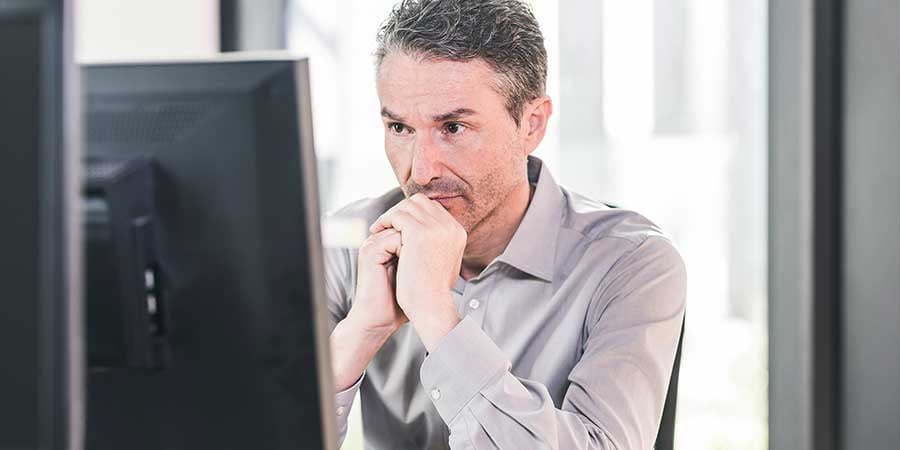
[443,122,466,135]
[389,123,410,135]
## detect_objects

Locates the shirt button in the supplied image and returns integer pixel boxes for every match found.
[336,406,346,416]
[468,299,481,309]
[431,388,442,400]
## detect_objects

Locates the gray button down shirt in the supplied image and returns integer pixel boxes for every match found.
[324,157,686,450]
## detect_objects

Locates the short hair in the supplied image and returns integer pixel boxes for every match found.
[375,0,548,126]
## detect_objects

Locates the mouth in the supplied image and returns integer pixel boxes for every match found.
[428,194,462,208]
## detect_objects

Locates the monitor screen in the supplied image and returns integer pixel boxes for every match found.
[83,56,337,450]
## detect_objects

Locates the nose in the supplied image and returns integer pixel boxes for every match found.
[410,133,443,187]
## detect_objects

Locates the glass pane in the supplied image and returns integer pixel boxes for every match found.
[555,1,769,448]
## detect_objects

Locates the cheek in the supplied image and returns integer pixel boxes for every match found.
[469,132,519,172]
[437,132,487,172]
[471,135,524,196]
[384,137,413,182]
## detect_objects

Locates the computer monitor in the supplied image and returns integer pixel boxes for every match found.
[83,56,337,450]
[0,1,83,449]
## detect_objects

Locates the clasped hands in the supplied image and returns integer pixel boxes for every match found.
[346,193,467,352]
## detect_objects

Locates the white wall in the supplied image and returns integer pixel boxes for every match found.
[75,0,219,62]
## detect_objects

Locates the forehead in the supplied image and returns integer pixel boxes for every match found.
[376,53,504,113]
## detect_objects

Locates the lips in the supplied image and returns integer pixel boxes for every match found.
[429,195,461,208]
[427,194,461,200]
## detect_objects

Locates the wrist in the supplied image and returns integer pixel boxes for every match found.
[344,309,400,339]
[405,293,461,352]
[330,316,396,392]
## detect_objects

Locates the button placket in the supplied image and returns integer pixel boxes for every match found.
[462,281,489,326]
[466,296,486,329]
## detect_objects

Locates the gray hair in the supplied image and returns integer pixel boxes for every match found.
[375,0,548,127]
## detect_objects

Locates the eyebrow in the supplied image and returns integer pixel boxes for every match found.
[381,107,404,122]
[380,107,477,123]
[432,108,477,122]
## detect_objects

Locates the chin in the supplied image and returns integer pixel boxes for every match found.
[440,207,467,229]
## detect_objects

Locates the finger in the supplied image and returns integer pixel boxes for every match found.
[361,229,402,264]
[400,195,447,226]
[375,229,403,257]
[407,192,463,235]
[370,201,429,234]
[370,201,408,234]
[407,193,447,220]
[370,210,421,236]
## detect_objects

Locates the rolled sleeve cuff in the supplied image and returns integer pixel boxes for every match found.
[419,316,509,423]
[335,371,364,418]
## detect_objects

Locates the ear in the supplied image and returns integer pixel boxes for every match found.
[521,96,553,156]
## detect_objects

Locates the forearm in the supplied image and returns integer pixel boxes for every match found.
[420,316,677,450]
[330,314,395,392]
[447,373,621,449]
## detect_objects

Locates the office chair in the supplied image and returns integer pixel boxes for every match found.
[654,314,685,450]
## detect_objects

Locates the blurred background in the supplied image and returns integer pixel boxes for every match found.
[73,1,900,450]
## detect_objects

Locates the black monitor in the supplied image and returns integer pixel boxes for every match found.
[0,0,83,449]
[83,56,337,450]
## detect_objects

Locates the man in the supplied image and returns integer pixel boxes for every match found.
[325,0,686,448]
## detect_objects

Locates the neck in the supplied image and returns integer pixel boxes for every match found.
[459,179,534,280]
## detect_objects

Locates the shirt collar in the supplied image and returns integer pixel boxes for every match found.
[494,156,563,282]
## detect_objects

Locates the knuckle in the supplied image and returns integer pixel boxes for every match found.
[359,234,384,253]
[358,244,375,258]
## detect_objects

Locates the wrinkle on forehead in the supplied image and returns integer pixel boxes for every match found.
[376,52,506,121]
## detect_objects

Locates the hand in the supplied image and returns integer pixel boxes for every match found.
[330,229,407,392]
[370,193,466,350]
[346,228,408,335]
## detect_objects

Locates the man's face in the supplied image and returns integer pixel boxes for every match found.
[376,52,528,233]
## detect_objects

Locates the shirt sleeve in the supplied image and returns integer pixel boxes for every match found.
[335,373,365,443]
[323,246,354,331]
[322,245,360,446]
[419,236,687,450]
